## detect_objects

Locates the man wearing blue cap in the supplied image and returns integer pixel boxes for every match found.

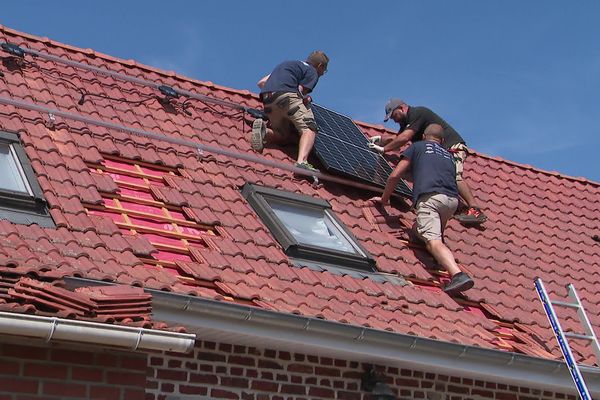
[370,99,486,225]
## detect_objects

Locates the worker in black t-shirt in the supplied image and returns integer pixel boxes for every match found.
[371,124,474,294]
[250,51,329,173]
[369,99,487,225]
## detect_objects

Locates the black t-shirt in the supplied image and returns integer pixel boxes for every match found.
[261,60,319,94]
[403,140,459,204]
[402,106,465,149]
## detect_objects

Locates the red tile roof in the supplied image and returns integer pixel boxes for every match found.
[0,25,599,365]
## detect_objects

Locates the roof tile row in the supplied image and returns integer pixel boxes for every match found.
[0,25,598,364]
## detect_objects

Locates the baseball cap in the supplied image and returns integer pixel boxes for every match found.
[384,98,405,122]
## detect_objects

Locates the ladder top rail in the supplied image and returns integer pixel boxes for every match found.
[534,278,593,400]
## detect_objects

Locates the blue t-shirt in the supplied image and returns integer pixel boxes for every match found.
[261,60,319,94]
[403,141,459,204]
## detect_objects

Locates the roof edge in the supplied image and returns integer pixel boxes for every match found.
[0,24,258,101]
[154,290,600,395]
[64,277,600,395]
[353,121,599,187]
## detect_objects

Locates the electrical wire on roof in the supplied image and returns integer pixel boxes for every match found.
[1,43,254,139]
[3,52,187,112]
[0,42,27,75]
[0,42,267,120]
[0,95,401,198]
[30,61,157,107]
[0,42,257,133]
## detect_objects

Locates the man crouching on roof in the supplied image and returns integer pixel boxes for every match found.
[371,124,474,294]
[251,51,329,173]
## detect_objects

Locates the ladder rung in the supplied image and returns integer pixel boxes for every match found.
[551,300,580,309]
[564,332,595,341]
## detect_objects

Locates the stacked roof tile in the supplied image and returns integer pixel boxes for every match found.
[0,25,598,366]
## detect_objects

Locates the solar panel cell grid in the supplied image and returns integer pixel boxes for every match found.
[311,104,412,197]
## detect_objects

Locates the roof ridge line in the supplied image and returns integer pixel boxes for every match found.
[352,121,599,187]
[0,24,259,101]
[469,151,600,186]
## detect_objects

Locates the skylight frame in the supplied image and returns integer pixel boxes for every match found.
[0,130,54,227]
[242,183,376,272]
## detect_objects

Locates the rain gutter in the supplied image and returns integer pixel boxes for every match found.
[0,310,195,353]
[65,277,600,395]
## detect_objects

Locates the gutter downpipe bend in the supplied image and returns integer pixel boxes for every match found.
[0,311,196,353]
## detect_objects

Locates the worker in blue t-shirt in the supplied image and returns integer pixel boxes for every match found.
[250,51,329,173]
[371,124,474,294]
[369,99,487,225]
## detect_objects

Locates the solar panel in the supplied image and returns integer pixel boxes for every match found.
[311,104,412,197]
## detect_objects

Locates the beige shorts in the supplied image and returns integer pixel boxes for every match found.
[415,193,459,242]
[449,143,468,182]
[262,92,317,135]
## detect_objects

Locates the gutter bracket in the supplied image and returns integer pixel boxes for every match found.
[182,298,192,312]
[45,317,58,342]
[303,319,311,331]
[410,337,418,349]
[552,362,563,373]
[507,353,516,366]
[355,328,366,341]
[132,329,143,351]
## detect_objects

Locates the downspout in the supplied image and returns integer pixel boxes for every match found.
[0,311,196,353]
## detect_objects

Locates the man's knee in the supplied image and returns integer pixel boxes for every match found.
[426,238,442,247]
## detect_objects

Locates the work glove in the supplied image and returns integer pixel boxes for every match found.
[368,135,381,144]
[368,143,385,153]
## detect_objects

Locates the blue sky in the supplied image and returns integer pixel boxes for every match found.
[3,1,599,182]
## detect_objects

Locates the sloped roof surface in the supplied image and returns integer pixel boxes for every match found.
[0,26,599,364]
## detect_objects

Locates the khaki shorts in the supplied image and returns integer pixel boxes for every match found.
[262,92,317,135]
[449,143,468,182]
[415,193,459,242]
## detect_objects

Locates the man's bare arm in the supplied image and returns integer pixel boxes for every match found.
[381,158,410,204]
[383,129,415,153]
[371,158,410,206]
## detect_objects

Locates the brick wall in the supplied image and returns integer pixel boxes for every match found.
[146,340,579,400]
[0,339,147,400]
[0,337,581,400]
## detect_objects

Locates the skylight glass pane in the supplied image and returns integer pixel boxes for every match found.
[267,198,358,254]
[0,143,28,193]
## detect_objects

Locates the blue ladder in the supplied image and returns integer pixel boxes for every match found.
[535,278,599,400]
